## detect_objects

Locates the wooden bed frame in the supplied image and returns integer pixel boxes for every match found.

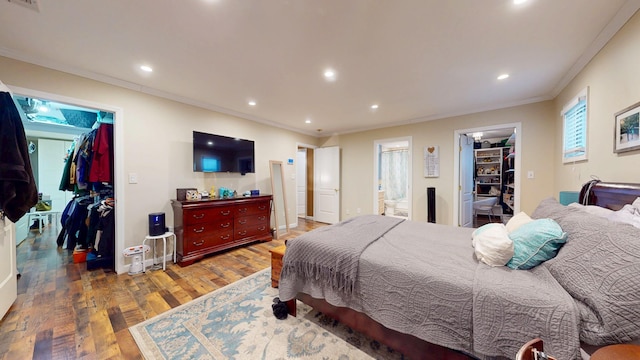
[285,181,640,360]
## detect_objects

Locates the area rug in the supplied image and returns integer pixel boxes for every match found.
[129,268,405,360]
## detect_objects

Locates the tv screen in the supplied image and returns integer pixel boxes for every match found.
[193,131,255,174]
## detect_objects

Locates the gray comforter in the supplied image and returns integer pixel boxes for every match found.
[279,216,583,360]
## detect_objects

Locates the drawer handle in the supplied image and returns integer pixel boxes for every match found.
[220,222,231,228]
[220,210,231,216]
[258,215,266,221]
[221,234,230,240]
[192,213,205,219]
[258,205,267,210]
[258,226,266,231]
[193,227,205,233]
[238,207,247,213]
[193,240,205,246]
[238,230,247,236]
[239,219,247,224]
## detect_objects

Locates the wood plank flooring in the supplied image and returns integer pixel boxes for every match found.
[0,218,324,360]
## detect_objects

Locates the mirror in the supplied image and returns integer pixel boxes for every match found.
[269,160,290,239]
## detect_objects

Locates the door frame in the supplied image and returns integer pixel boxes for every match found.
[453,123,521,226]
[295,142,316,227]
[373,136,412,220]
[10,85,126,274]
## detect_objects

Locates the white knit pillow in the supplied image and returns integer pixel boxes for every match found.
[506,211,533,233]
[472,223,514,267]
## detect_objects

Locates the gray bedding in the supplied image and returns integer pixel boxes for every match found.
[279,216,582,359]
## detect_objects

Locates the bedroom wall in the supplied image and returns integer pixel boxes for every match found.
[322,100,557,225]
[0,55,318,273]
[553,10,640,192]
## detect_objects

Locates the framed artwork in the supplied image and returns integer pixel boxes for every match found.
[614,101,640,153]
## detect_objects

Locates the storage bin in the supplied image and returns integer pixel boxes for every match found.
[73,249,88,263]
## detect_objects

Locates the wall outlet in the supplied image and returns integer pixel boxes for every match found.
[527,171,534,179]
[357,208,361,214]
[346,209,350,215]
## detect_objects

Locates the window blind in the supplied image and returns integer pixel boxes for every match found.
[562,89,588,163]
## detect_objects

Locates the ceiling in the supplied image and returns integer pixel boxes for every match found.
[0,0,638,137]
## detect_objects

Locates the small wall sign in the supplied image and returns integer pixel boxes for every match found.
[424,146,440,178]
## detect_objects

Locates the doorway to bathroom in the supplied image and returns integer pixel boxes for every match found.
[373,137,412,220]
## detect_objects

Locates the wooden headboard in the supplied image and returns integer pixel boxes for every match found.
[580,182,640,210]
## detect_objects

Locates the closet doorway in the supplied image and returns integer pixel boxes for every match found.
[296,144,315,222]
[10,85,124,273]
[373,137,412,220]
[453,123,521,227]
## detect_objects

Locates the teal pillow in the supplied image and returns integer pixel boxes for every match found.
[506,218,567,270]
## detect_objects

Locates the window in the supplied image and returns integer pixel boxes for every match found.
[562,87,588,163]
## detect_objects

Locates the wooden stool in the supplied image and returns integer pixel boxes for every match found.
[591,344,640,360]
[269,245,286,287]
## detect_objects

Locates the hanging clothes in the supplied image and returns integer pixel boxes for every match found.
[0,81,38,222]
[88,123,113,183]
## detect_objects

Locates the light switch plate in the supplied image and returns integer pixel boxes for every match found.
[129,172,138,184]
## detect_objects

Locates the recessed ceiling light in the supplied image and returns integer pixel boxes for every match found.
[323,68,336,81]
[248,100,256,106]
[140,65,153,72]
[371,104,379,110]
[513,0,527,4]
[497,74,509,80]
[305,119,311,124]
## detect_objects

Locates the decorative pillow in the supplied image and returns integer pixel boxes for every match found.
[568,202,615,218]
[531,196,582,223]
[505,211,533,233]
[543,210,640,344]
[472,223,514,267]
[506,218,567,270]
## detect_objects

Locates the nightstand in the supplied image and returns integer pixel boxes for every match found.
[269,245,286,287]
[591,344,640,360]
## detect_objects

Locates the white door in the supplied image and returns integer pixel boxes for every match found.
[296,149,307,217]
[459,134,474,227]
[314,146,340,224]
[0,218,17,319]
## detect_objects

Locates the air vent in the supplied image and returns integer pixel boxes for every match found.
[7,0,40,12]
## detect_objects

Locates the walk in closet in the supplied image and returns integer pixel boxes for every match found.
[15,93,117,271]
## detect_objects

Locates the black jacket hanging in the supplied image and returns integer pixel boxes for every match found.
[0,82,38,222]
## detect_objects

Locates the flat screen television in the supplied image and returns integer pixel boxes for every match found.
[193,131,255,175]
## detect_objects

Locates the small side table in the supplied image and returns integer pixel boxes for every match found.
[591,344,640,360]
[142,231,176,272]
[27,210,61,234]
[269,245,286,287]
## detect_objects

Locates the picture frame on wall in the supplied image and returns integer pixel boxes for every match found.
[614,101,640,153]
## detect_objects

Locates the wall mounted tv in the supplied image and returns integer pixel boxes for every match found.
[193,131,255,175]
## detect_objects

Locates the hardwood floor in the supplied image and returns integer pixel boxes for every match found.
[0,218,325,360]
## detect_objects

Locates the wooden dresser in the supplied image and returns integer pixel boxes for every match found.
[171,195,272,266]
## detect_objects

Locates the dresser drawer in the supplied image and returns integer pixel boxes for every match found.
[235,222,270,239]
[235,213,268,227]
[184,207,233,225]
[234,200,270,217]
[185,220,233,237]
[183,228,234,253]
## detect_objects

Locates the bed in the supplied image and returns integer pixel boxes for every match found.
[278,182,640,360]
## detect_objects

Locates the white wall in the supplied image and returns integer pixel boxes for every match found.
[0,55,318,273]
